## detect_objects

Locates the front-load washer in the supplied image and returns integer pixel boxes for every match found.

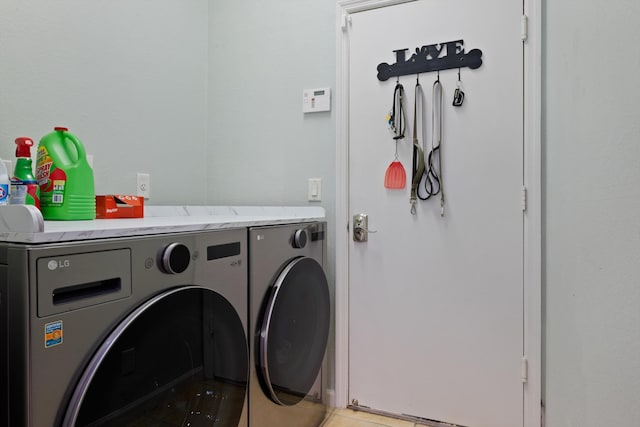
[1,228,249,427]
[248,222,330,427]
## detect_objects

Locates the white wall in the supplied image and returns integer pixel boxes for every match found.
[544,0,640,426]
[0,0,209,204]
[206,0,336,222]
[207,0,337,386]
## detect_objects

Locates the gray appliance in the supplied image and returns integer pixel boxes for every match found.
[1,229,249,427]
[248,222,330,427]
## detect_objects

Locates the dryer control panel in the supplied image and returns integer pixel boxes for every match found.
[160,243,190,274]
[292,229,307,248]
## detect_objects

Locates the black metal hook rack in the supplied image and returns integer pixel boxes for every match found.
[377,39,483,81]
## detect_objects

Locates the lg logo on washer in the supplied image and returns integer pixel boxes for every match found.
[47,259,71,270]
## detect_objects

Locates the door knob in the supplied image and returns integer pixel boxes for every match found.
[353,213,376,242]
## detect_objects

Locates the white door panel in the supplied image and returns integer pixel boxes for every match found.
[348,1,524,426]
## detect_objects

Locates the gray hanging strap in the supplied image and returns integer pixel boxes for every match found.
[432,77,445,216]
[410,78,425,215]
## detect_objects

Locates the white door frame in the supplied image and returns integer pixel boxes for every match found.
[334,1,542,426]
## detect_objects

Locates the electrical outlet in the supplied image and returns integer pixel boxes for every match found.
[137,173,150,199]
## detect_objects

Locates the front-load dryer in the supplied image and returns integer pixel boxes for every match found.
[248,222,330,427]
[1,228,249,427]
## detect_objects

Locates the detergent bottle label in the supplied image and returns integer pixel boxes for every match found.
[11,180,29,204]
[10,180,41,207]
[0,184,8,205]
[36,146,67,205]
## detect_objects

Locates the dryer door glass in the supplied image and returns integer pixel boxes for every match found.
[63,286,248,427]
[258,257,330,406]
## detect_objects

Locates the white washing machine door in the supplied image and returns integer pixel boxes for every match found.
[62,286,247,427]
[258,257,330,406]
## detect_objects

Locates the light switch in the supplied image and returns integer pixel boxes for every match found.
[308,178,322,202]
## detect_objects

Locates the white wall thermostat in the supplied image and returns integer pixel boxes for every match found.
[302,88,331,113]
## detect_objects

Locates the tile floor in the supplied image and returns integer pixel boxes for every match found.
[322,408,420,427]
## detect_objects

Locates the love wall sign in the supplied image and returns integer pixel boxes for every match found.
[377,39,483,81]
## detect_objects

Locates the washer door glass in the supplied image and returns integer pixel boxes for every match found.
[63,286,247,427]
[258,257,330,406]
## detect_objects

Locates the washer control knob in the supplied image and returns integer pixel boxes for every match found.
[292,229,308,249]
[161,243,191,274]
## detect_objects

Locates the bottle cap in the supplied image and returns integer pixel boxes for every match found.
[15,137,35,158]
[54,126,69,132]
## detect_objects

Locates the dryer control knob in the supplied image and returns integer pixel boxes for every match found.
[292,229,308,249]
[161,243,191,274]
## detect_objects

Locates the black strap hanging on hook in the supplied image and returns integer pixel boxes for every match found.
[418,76,443,205]
[390,78,406,140]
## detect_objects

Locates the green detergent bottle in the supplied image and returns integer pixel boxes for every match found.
[36,127,95,220]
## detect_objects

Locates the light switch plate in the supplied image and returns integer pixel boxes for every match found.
[308,178,322,202]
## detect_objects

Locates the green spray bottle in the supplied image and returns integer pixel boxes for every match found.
[10,137,40,208]
[36,127,95,220]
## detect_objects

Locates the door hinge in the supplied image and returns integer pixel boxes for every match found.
[521,186,527,212]
[521,357,528,383]
[521,14,528,42]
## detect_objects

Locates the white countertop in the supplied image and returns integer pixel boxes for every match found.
[0,205,325,244]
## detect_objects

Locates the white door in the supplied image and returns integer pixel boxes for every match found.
[347,1,524,427]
